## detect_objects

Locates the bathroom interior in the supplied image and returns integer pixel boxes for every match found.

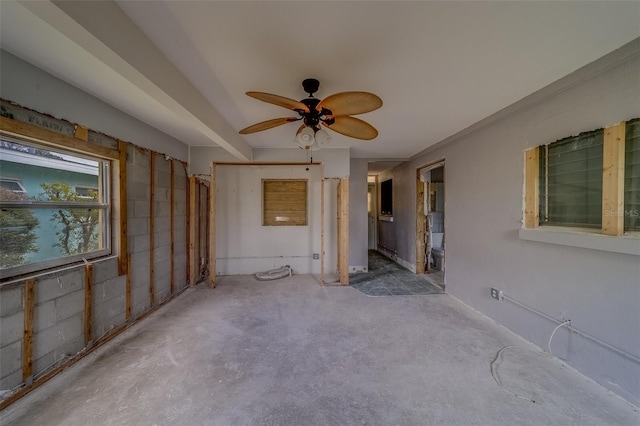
[422,165,445,287]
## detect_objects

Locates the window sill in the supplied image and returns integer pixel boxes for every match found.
[519,227,640,256]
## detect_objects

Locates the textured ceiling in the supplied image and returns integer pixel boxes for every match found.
[1,1,639,164]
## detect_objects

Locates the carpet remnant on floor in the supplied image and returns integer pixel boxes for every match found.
[350,250,443,296]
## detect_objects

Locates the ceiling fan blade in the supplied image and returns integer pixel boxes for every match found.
[246,92,309,113]
[323,116,378,140]
[239,117,298,134]
[318,92,382,116]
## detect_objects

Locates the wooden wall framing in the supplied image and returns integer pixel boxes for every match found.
[602,122,626,236]
[524,147,540,229]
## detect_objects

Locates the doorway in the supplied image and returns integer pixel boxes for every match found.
[367,182,377,250]
[416,161,445,289]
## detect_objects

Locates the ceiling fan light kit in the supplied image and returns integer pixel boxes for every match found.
[239,79,382,149]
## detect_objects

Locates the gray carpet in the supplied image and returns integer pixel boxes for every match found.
[350,250,443,296]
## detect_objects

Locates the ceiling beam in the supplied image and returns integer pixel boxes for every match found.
[19,0,252,161]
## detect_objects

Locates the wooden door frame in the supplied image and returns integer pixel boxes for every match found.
[415,159,445,274]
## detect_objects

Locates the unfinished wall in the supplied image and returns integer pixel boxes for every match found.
[0,54,192,405]
[374,41,640,404]
[214,164,325,275]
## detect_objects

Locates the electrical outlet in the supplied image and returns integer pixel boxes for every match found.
[490,287,504,301]
[313,253,319,260]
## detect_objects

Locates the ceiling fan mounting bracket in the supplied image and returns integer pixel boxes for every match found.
[302,78,320,96]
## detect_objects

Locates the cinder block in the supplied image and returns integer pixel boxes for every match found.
[93,257,119,283]
[174,200,187,216]
[33,314,83,360]
[155,216,171,231]
[155,171,171,188]
[128,234,150,253]
[35,270,83,304]
[154,231,171,249]
[0,311,24,348]
[32,351,55,379]
[133,200,151,218]
[154,156,170,173]
[0,368,22,391]
[132,146,150,167]
[0,286,23,318]
[154,201,171,218]
[0,340,22,378]
[127,182,150,201]
[154,245,171,263]
[154,187,170,202]
[55,289,84,322]
[94,276,126,302]
[34,300,56,333]
[127,218,149,237]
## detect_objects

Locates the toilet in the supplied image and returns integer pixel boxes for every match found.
[431,232,445,271]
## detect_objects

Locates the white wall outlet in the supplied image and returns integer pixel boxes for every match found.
[490,287,504,301]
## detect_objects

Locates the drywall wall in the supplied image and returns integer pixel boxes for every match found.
[375,41,640,404]
[0,50,188,161]
[214,164,325,275]
[349,159,368,271]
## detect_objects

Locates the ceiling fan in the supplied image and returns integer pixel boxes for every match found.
[239,78,382,149]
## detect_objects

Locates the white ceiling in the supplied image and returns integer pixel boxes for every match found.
[1,1,639,164]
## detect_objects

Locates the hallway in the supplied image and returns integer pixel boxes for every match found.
[3,275,637,425]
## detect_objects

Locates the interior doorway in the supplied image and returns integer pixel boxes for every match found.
[367,182,377,250]
[416,161,445,289]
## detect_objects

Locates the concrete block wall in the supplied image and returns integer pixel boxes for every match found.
[0,102,192,401]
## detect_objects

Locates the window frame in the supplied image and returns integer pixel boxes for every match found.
[0,178,26,193]
[522,120,640,256]
[0,125,118,280]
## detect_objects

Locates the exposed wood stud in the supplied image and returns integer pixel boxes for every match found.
[117,141,128,275]
[22,279,35,382]
[170,160,175,293]
[1,117,119,159]
[320,177,325,285]
[149,153,156,304]
[524,147,540,229]
[84,263,94,345]
[205,184,210,282]
[416,170,425,274]
[602,122,626,236]
[209,164,217,288]
[126,253,132,319]
[188,177,197,286]
[338,178,349,285]
[74,125,89,141]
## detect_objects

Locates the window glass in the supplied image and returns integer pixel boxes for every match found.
[624,119,640,231]
[539,130,603,228]
[0,137,110,277]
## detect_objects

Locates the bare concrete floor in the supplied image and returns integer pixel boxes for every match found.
[3,275,638,425]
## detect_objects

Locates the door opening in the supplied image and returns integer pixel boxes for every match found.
[367,182,377,250]
[416,161,445,289]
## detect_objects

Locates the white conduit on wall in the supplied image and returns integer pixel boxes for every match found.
[503,294,640,364]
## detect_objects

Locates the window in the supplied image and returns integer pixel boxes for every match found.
[0,137,111,278]
[381,179,393,215]
[624,118,640,231]
[0,178,26,193]
[538,129,603,228]
[524,118,639,238]
[262,179,307,226]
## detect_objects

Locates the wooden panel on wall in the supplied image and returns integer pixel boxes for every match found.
[602,122,626,236]
[262,179,308,226]
[524,147,540,229]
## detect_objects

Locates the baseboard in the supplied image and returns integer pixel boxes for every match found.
[349,265,368,273]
